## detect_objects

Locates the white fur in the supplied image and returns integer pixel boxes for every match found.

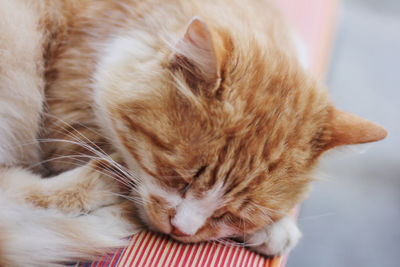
[246,216,302,256]
[0,192,135,267]
[93,32,163,106]
[172,183,223,235]
[0,0,45,166]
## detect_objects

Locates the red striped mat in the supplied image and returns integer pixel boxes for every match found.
[75,231,279,267]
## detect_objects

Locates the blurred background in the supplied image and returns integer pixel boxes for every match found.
[287,0,400,266]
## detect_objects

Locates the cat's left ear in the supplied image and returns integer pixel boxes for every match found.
[171,17,225,91]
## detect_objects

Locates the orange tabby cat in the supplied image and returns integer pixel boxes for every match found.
[0,0,386,266]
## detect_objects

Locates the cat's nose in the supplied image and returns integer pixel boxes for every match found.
[170,219,190,237]
[170,204,205,237]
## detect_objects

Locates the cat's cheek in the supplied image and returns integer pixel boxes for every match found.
[140,209,171,234]
[142,202,172,234]
[140,196,172,237]
[136,203,152,228]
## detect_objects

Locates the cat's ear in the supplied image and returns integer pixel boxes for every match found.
[171,17,224,91]
[327,108,387,148]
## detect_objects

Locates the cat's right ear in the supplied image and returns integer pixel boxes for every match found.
[171,17,225,93]
[325,108,387,149]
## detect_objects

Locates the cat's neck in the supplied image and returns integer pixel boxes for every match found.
[92,28,171,159]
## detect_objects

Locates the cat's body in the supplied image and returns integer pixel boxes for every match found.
[41,0,297,174]
[0,0,387,266]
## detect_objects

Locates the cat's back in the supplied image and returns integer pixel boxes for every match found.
[137,0,293,43]
[42,0,294,60]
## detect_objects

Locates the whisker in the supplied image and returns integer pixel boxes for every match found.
[31,153,140,190]
[212,238,246,248]
[104,191,148,205]
[36,138,140,183]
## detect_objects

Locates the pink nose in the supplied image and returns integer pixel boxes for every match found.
[170,218,190,237]
[171,226,190,237]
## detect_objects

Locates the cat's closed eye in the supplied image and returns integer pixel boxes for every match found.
[173,166,206,194]
[163,177,188,192]
[180,182,191,194]
[193,165,207,179]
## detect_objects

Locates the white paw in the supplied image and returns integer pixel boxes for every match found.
[245,216,301,256]
[73,202,142,249]
[86,202,141,238]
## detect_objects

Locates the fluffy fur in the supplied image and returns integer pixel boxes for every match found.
[0,0,387,266]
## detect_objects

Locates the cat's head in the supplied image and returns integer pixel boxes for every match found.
[94,18,387,242]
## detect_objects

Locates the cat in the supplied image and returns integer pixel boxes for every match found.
[0,0,387,266]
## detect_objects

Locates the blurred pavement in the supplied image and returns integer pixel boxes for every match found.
[288,0,400,266]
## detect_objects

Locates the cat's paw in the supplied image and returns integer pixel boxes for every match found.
[74,156,127,211]
[51,156,126,215]
[245,216,301,256]
[85,201,143,237]
[75,201,143,248]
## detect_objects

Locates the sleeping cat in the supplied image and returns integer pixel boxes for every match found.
[0,0,387,266]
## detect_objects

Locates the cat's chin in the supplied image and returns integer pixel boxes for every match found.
[169,233,211,244]
[143,218,221,243]
[145,222,206,243]
[169,227,238,244]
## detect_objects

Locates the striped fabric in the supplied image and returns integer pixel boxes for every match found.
[76,0,338,266]
[76,231,281,267]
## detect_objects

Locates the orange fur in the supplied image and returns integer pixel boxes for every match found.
[0,0,386,261]
[38,0,386,242]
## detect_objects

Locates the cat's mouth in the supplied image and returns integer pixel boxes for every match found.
[171,225,191,237]
[168,221,231,244]
[169,233,203,243]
